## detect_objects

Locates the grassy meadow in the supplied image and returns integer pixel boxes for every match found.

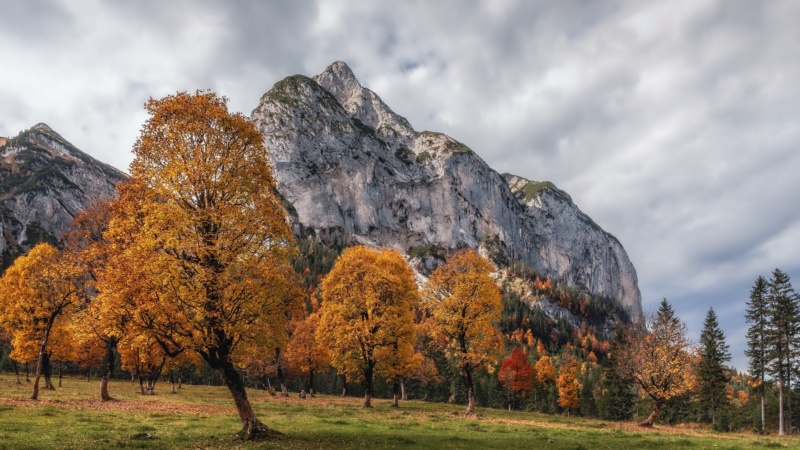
[0,373,797,449]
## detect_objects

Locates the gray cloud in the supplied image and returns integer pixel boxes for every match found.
[1,0,798,369]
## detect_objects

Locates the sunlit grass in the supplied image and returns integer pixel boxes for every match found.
[0,373,797,449]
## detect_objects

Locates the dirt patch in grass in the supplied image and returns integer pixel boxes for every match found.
[0,397,233,416]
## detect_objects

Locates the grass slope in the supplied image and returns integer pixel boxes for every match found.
[0,374,795,449]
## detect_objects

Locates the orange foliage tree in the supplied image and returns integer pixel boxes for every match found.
[119,333,170,395]
[71,332,106,382]
[0,243,81,400]
[556,352,581,415]
[422,250,504,414]
[285,312,330,396]
[617,299,693,427]
[498,347,534,411]
[97,91,297,439]
[66,198,125,401]
[317,246,418,408]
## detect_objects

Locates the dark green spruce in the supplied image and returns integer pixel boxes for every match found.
[745,275,769,434]
[697,307,731,428]
[765,268,798,436]
[596,328,635,421]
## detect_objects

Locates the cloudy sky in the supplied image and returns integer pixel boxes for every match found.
[2,0,799,369]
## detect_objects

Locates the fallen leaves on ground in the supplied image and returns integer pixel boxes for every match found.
[0,397,233,415]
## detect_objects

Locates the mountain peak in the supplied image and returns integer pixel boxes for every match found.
[31,123,54,132]
[311,61,415,147]
[315,61,361,90]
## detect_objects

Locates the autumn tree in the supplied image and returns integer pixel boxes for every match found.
[317,246,418,408]
[65,199,124,401]
[285,312,330,396]
[71,332,106,382]
[745,275,769,434]
[556,352,581,416]
[696,308,731,425]
[618,299,693,427]
[0,243,81,400]
[98,91,297,439]
[535,355,556,387]
[498,347,534,411]
[422,250,504,414]
[380,339,422,408]
[119,333,170,395]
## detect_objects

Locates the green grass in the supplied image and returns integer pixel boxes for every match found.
[0,374,797,449]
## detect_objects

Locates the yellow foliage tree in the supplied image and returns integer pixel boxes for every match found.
[66,198,125,401]
[317,246,419,408]
[71,331,106,382]
[556,352,581,415]
[617,299,693,427]
[0,243,81,400]
[421,250,504,414]
[97,91,297,439]
[285,312,330,396]
[535,355,557,386]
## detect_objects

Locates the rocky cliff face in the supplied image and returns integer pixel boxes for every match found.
[0,124,126,268]
[252,61,642,319]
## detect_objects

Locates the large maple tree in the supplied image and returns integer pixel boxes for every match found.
[98,91,297,439]
[317,246,419,408]
[421,249,503,414]
[0,243,81,400]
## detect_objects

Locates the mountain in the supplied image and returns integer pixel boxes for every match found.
[0,124,126,268]
[251,61,642,319]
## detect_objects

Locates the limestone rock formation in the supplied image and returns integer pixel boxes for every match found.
[251,61,642,318]
[0,124,126,267]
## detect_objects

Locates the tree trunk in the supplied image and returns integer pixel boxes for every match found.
[779,378,785,436]
[640,401,661,427]
[58,364,63,388]
[308,369,315,397]
[43,353,55,390]
[341,374,347,397]
[14,361,20,384]
[788,367,793,435]
[275,347,288,397]
[401,378,407,401]
[220,359,271,440]
[464,365,475,414]
[392,380,400,408]
[761,391,766,434]
[178,371,183,389]
[87,370,91,382]
[364,364,374,408]
[170,370,177,394]
[139,374,146,395]
[100,340,115,401]
[26,363,30,382]
[31,317,55,400]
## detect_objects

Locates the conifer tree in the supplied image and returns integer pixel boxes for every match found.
[765,268,798,436]
[745,275,769,434]
[697,307,731,425]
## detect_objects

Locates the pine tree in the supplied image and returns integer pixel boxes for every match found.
[697,308,731,426]
[597,328,635,421]
[765,268,798,436]
[745,275,769,434]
